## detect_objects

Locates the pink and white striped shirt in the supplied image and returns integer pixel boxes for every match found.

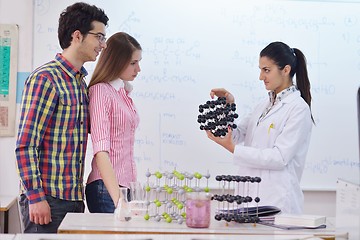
[87,79,139,188]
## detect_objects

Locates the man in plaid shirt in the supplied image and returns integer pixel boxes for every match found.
[15,2,108,233]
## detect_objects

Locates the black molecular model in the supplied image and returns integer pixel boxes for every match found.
[197,97,239,137]
[212,175,262,223]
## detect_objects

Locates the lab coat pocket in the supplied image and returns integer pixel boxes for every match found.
[267,124,278,146]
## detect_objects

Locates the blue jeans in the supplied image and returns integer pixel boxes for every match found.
[19,194,84,233]
[85,179,130,213]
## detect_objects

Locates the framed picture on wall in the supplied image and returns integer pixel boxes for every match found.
[0,24,18,137]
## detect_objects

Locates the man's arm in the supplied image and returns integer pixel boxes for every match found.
[15,73,57,224]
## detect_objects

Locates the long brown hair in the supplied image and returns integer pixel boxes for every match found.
[88,32,142,88]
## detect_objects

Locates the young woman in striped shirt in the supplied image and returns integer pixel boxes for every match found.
[85,32,142,213]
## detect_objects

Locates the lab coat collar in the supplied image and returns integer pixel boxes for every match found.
[279,89,301,104]
[263,90,301,120]
[268,85,297,105]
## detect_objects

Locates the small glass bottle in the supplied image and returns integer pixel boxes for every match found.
[186,192,211,228]
[115,187,131,221]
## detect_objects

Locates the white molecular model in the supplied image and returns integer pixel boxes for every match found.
[143,169,210,224]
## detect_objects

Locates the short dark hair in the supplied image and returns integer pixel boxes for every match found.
[58,2,109,49]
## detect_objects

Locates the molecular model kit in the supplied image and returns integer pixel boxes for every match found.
[197,97,239,137]
[143,169,210,224]
[212,175,263,223]
[139,99,269,225]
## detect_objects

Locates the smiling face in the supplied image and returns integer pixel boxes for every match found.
[258,56,292,94]
[79,21,107,62]
[120,49,142,81]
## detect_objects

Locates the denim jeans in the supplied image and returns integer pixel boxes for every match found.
[19,194,84,233]
[85,179,130,213]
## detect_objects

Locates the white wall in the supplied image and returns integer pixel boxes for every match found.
[0,0,33,234]
[0,0,32,197]
[0,0,337,233]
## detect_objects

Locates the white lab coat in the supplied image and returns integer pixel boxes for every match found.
[232,90,312,214]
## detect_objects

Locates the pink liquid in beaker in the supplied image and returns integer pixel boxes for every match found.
[186,198,210,228]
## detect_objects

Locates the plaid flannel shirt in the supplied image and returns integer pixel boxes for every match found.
[15,53,89,204]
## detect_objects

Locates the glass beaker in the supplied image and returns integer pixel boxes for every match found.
[129,181,147,218]
[185,192,211,228]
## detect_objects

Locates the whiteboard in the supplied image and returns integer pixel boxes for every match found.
[32,0,360,190]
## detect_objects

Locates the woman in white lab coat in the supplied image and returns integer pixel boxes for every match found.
[207,41,314,214]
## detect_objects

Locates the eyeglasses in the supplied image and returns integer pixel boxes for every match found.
[87,32,107,44]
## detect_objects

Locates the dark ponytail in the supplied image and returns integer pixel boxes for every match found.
[260,42,314,123]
